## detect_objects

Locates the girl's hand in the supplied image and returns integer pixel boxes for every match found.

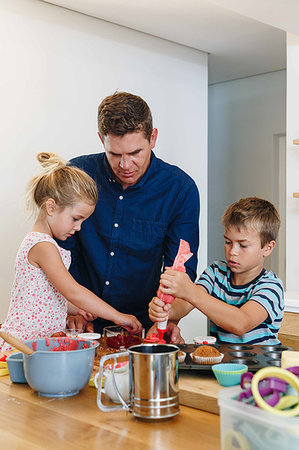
[148,297,170,322]
[77,309,97,322]
[159,270,193,300]
[116,314,142,335]
[67,314,94,333]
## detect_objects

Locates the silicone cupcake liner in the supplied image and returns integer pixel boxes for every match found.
[212,363,248,386]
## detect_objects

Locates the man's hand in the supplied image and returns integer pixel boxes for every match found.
[165,321,185,344]
[146,321,184,344]
[67,314,94,333]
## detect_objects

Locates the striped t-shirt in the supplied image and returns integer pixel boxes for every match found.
[196,260,284,345]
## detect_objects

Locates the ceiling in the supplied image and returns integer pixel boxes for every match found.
[41,0,291,84]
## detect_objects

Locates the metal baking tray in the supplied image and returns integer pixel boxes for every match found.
[178,343,292,372]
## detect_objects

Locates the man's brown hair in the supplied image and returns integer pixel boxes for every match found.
[222,197,281,247]
[98,92,153,141]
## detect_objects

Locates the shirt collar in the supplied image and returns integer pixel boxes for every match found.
[228,265,266,289]
[103,154,116,183]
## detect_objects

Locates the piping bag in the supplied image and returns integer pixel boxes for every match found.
[145,239,193,343]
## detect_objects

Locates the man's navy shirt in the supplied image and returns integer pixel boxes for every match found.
[59,151,200,332]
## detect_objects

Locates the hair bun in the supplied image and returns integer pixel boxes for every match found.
[37,152,66,172]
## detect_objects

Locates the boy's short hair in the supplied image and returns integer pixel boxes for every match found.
[98,92,153,142]
[222,197,281,247]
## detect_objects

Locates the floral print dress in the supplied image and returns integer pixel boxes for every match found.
[0,232,71,351]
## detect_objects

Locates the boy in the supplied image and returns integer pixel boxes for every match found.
[149,197,284,344]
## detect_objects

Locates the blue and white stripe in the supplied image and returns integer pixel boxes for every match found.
[196,260,284,345]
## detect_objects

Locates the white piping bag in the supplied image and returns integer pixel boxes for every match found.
[156,239,193,342]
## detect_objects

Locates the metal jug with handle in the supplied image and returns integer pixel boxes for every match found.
[96,343,180,420]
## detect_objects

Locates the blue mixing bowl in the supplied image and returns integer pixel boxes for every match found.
[23,337,98,397]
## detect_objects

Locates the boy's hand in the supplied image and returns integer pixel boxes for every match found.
[160,270,193,300]
[116,314,142,335]
[148,297,170,322]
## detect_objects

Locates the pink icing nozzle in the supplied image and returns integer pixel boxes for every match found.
[144,332,165,343]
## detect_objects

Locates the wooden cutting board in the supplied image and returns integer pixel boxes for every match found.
[179,371,222,414]
[278,312,299,350]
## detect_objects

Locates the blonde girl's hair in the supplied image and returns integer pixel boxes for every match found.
[26,152,98,217]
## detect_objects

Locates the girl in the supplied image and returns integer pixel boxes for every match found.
[0,152,141,351]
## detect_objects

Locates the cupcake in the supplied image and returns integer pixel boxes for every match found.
[178,350,186,363]
[191,345,224,364]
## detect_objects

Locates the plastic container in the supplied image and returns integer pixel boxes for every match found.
[218,386,299,450]
[193,336,216,345]
[6,352,27,383]
[212,363,248,386]
[77,333,101,340]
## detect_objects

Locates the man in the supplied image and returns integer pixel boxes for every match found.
[62,92,200,342]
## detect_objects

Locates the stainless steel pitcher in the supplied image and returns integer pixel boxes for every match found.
[97,343,180,420]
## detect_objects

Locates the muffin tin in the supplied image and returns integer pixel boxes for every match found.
[178,343,292,372]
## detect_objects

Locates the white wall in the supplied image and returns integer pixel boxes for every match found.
[0,0,208,340]
[208,71,286,277]
[286,33,299,292]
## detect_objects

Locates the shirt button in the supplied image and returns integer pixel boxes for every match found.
[110,252,115,256]
[105,281,110,286]
[119,195,124,200]
[114,223,119,228]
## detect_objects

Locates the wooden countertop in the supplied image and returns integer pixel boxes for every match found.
[179,371,222,414]
[279,311,299,350]
[0,374,220,449]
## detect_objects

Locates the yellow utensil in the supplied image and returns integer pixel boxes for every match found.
[0,367,9,376]
[251,367,299,417]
